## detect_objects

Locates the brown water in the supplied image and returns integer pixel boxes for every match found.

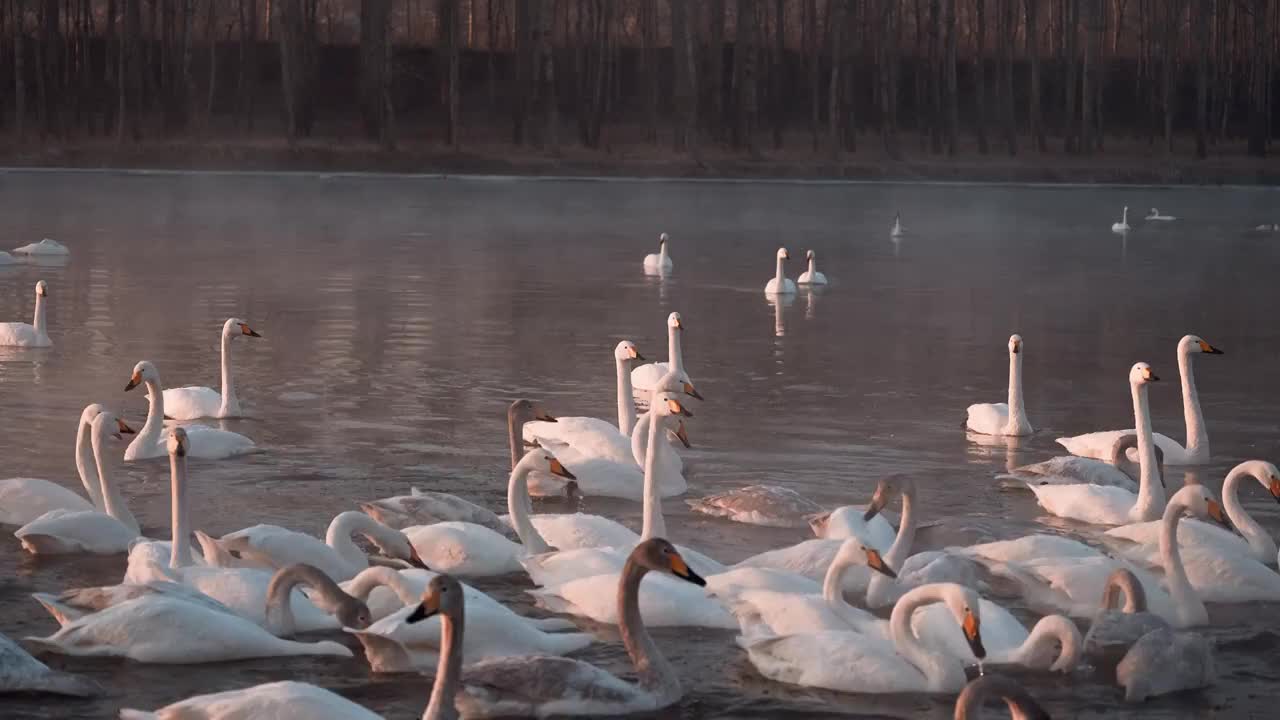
[2,171,1279,719]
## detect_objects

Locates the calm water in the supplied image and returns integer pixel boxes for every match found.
[2,171,1280,719]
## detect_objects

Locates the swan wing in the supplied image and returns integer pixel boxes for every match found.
[0,478,94,526]
[965,402,1010,435]
[733,539,841,582]
[15,510,136,555]
[162,386,223,420]
[1027,483,1136,525]
[811,505,897,550]
[530,513,638,550]
[737,631,929,694]
[688,485,824,528]
[119,680,379,720]
[404,522,523,577]
[458,655,655,718]
[0,322,49,347]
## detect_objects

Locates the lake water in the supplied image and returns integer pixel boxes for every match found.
[2,171,1279,719]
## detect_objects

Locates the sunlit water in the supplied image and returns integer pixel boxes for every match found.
[2,171,1280,718]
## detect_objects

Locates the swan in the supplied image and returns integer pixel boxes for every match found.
[120,681,382,720]
[1112,206,1131,232]
[997,433,1151,493]
[916,607,1081,673]
[1105,460,1280,566]
[1116,627,1215,702]
[797,249,828,285]
[15,411,141,554]
[162,318,262,419]
[0,404,133,526]
[687,484,825,528]
[966,334,1033,437]
[1145,208,1176,221]
[953,676,1050,720]
[199,510,425,582]
[809,498,898,549]
[0,632,102,697]
[527,341,646,444]
[11,238,69,255]
[630,312,695,401]
[1256,222,1280,232]
[123,361,255,461]
[1082,568,1171,669]
[737,583,987,694]
[1057,335,1223,465]
[891,212,905,237]
[360,487,517,537]
[642,232,673,275]
[764,247,797,295]
[0,280,51,347]
[1028,362,1166,525]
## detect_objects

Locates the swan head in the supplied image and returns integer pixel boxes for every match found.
[407,573,465,624]
[335,595,373,630]
[652,393,694,421]
[863,473,915,521]
[655,368,704,401]
[125,361,160,392]
[79,403,106,426]
[776,247,790,261]
[667,312,684,331]
[223,317,262,339]
[1234,460,1280,503]
[35,280,48,298]
[167,427,189,456]
[614,340,644,363]
[834,538,897,579]
[658,232,669,246]
[633,538,706,586]
[1008,334,1023,355]
[517,447,577,481]
[955,676,1049,720]
[1180,334,1224,356]
[806,249,815,261]
[92,410,132,442]
[1171,484,1230,530]
[509,399,556,425]
[1128,362,1159,386]
[941,584,987,660]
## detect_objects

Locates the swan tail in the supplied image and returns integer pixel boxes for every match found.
[31,592,84,626]
[528,617,578,632]
[28,670,104,697]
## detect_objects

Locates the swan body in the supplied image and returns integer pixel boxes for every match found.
[124,361,255,461]
[999,434,1146,492]
[809,504,897,548]
[0,280,51,347]
[796,250,828,285]
[1145,208,1176,221]
[1117,628,1214,702]
[11,238,69,255]
[688,485,825,528]
[630,312,693,401]
[1056,336,1222,465]
[890,213,905,237]
[1256,222,1280,232]
[360,488,516,537]
[732,538,845,583]
[764,247,797,295]
[966,334,1032,436]
[642,232,673,275]
[406,522,525,577]
[119,681,380,720]
[0,631,102,697]
[162,318,262,419]
[0,250,13,264]
[1112,206,1131,233]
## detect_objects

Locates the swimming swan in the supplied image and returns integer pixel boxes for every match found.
[764,247,797,295]
[11,238,69,255]
[643,232,673,275]
[1081,568,1171,669]
[0,280,51,347]
[797,250,828,285]
[1145,208,1176,221]
[687,484,825,528]
[123,360,255,461]
[966,334,1033,437]
[891,212,905,237]
[1112,206,1131,233]
[162,318,262,419]
[998,433,1151,493]
[630,312,695,401]
[1116,627,1215,702]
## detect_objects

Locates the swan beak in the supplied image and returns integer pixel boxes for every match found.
[535,411,558,423]
[631,348,646,362]
[38,286,49,297]
[1206,499,1231,530]
[1142,368,1160,382]
[863,490,889,522]
[665,398,693,418]
[124,372,142,391]
[1269,477,1280,502]
[239,323,262,338]
[549,458,577,481]
[1197,341,1223,355]
[117,419,136,435]
[668,553,706,586]
[673,317,684,330]
[865,548,897,578]
[962,610,986,659]
[1011,341,1021,354]
[407,547,431,570]
[406,596,440,624]
[682,382,704,401]
[674,421,691,449]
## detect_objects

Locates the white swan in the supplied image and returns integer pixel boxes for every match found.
[1256,222,1280,232]
[162,318,262,419]
[966,334,1032,436]
[11,238,69,255]
[891,212,905,237]
[0,632,102,696]
[737,583,986,694]
[916,607,1081,673]
[1116,627,1215,702]
[1145,208,1176,221]
[687,484,825,528]
[808,503,897,548]
[123,361,255,461]
[630,312,693,400]
[642,232,673,275]
[120,681,381,720]
[0,280,51,347]
[0,404,131,526]
[998,433,1149,492]
[953,676,1050,720]
[797,249,828,285]
[1057,335,1222,465]
[1082,568,1171,669]
[764,247,797,295]
[1029,362,1166,525]
[15,411,141,554]
[1112,206,1131,233]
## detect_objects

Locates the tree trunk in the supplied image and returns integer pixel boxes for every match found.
[878,0,901,158]
[671,0,699,155]
[1081,0,1093,153]
[14,0,25,138]
[641,0,657,142]
[975,0,988,153]
[1025,0,1043,151]
[1063,0,1077,152]
[1000,0,1016,154]
[928,0,942,152]
[359,0,392,146]
[1247,0,1267,156]
[733,0,757,151]
[806,0,820,150]
[771,0,784,149]
[1161,0,1183,153]
[707,0,725,138]
[944,0,958,155]
[441,0,460,147]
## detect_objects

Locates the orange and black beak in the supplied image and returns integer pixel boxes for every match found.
[1198,340,1224,355]
[406,595,440,624]
[674,420,691,449]
[1142,367,1160,382]
[665,398,693,418]
[117,419,136,435]
[865,548,897,579]
[549,458,577,481]
[632,350,647,362]
[669,552,706,587]
[962,609,986,659]
[1269,477,1280,504]
[1207,499,1232,531]
[240,323,262,338]
[862,490,889,522]
[124,371,142,392]
[682,382,704,401]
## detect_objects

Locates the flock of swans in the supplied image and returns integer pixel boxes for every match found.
[0,227,1275,720]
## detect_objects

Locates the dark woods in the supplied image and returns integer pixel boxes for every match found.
[2,0,1277,159]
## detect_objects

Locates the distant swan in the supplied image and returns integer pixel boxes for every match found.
[797,250,828,285]
[1145,208,1176,221]
[764,247,797,295]
[643,232,673,275]
[1112,206,1131,233]
[163,318,262,419]
[891,212,905,237]
[1256,223,1279,232]
[11,238,69,255]
[966,334,1033,437]
[123,360,256,461]
[0,280,51,347]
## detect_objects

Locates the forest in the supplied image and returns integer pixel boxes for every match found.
[2,0,1278,167]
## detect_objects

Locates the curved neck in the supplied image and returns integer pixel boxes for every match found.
[667,326,684,374]
[1129,380,1165,521]
[821,555,859,618]
[1005,351,1028,434]
[426,606,464,720]
[169,449,191,569]
[1122,207,1128,223]
[888,585,958,691]
[616,356,637,437]
[1103,573,1147,613]
[506,409,525,471]
[618,557,680,698]
[92,427,139,536]
[507,462,551,553]
[807,256,817,275]
[138,378,167,450]
[1178,346,1208,457]
[218,332,239,416]
[324,512,381,571]
[1159,500,1207,626]
[1221,467,1277,561]
[266,565,350,637]
[1012,616,1080,671]
[774,256,786,287]
[74,416,104,511]
[869,488,916,606]
[345,567,419,606]
[640,414,667,539]
[33,292,47,335]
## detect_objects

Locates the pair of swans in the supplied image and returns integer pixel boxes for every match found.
[0,280,51,347]
[163,317,262,419]
[966,334,1032,437]
[642,232,673,275]
[630,312,699,404]
[1057,334,1222,465]
[1112,206,1131,233]
[764,247,797,295]
[123,539,708,719]
[123,360,255,460]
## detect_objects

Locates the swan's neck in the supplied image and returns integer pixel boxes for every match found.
[616,356,637,437]
[1103,572,1147,613]
[640,414,667,540]
[821,556,856,616]
[1005,350,1029,434]
[630,412,649,468]
[92,427,140,536]
[1159,500,1207,626]
[774,256,786,287]
[1011,616,1079,671]
[169,450,191,569]
[618,558,680,698]
[33,292,47,336]
[1221,467,1277,561]
[888,585,960,691]
[267,565,347,637]
[659,242,669,264]
[138,378,167,451]
[667,325,684,374]
[508,463,551,553]
[1122,207,1129,224]
[868,488,917,607]
[74,416,104,511]
[426,606,464,720]
[324,513,379,572]
[1178,345,1208,458]
[345,567,419,606]
[1129,380,1165,522]
[218,332,239,417]
[506,410,523,471]
[807,256,817,275]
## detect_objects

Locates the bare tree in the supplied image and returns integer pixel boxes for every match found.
[975,0,989,153]
[944,0,958,155]
[359,0,393,147]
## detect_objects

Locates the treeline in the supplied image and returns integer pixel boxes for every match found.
[2,0,1277,158]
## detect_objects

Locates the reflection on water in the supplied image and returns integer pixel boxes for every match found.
[3,173,1280,718]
